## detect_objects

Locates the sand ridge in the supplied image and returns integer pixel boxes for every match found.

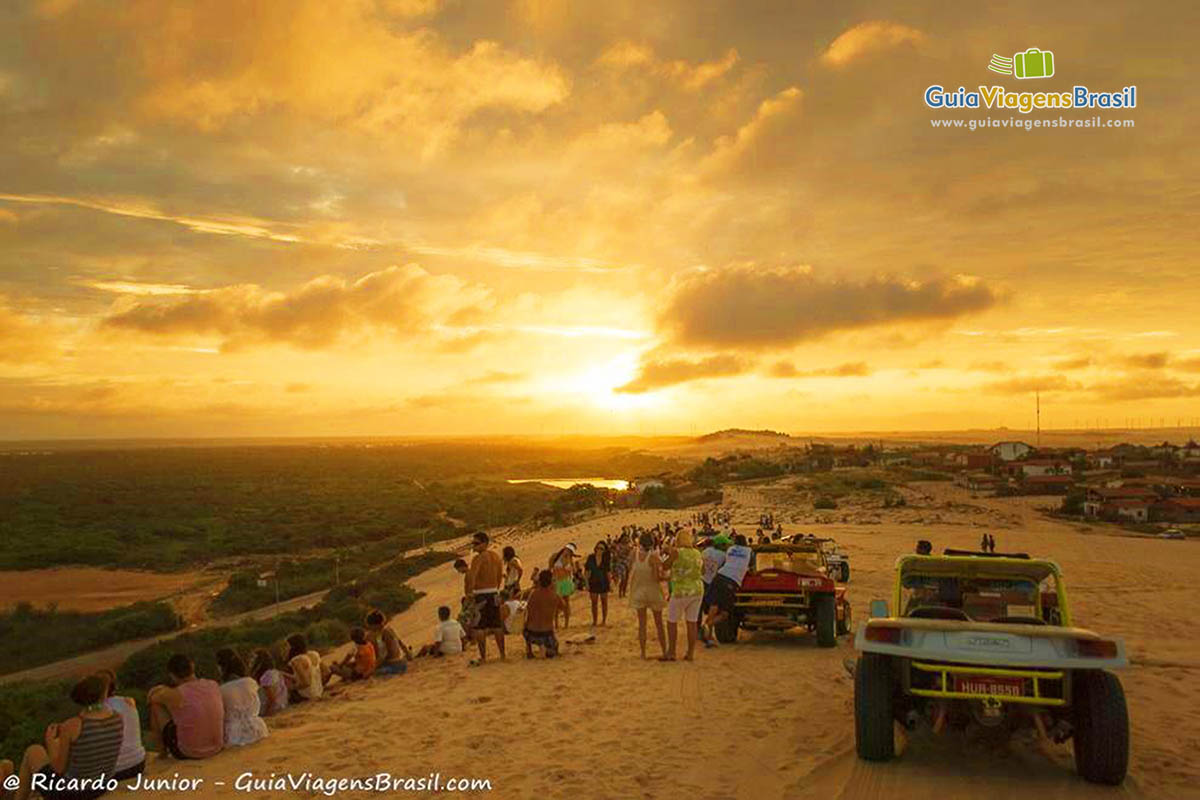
[102,489,1199,799]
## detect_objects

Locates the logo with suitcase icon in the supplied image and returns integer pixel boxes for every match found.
[988,48,1055,79]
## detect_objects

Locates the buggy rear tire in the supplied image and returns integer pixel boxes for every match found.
[836,601,851,636]
[855,654,895,761]
[840,563,851,582]
[815,595,837,647]
[714,614,739,644]
[1073,670,1129,785]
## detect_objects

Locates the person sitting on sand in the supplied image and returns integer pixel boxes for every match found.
[96,668,146,782]
[282,634,325,702]
[11,674,124,800]
[249,649,288,716]
[661,529,704,662]
[502,546,524,594]
[467,531,506,663]
[148,654,224,761]
[523,570,563,659]
[549,543,579,629]
[501,589,527,635]
[365,610,412,675]
[329,628,377,682]
[585,541,613,627]
[215,649,269,747]
[416,606,467,657]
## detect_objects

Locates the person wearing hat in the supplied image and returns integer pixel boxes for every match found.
[549,542,578,629]
[699,534,730,646]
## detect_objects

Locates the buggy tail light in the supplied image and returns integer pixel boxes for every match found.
[865,624,902,644]
[1076,638,1118,659]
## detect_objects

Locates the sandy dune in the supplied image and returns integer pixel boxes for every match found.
[104,489,1199,799]
[0,568,211,613]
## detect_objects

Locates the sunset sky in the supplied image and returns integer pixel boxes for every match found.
[1,0,1197,439]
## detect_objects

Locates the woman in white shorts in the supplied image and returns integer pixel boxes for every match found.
[661,529,704,662]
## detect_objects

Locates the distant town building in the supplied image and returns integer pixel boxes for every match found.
[1014,459,1071,478]
[950,452,994,470]
[989,441,1034,462]
[1021,474,1075,495]
[1153,497,1200,523]
[1082,485,1160,518]
[630,477,665,493]
[1104,500,1150,524]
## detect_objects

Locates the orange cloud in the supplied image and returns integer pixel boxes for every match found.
[768,361,871,378]
[103,265,492,350]
[660,265,998,350]
[820,21,926,68]
[616,354,751,393]
[596,42,739,91]
[0,303,60,364]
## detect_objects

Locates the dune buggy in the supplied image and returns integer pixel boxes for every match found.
[853,549,1129,785]
[715,540,851,646]
[784,533,851,582]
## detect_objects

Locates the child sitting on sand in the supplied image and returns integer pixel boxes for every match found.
[523,570,563,659]
[250,649,288,716]
[365,609,412,675]
[500,589,527,635]
[330,628,377,682]
[416,606,467,657]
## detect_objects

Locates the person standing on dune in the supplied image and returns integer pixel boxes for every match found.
[466,531,506,664]
[661,529,704,662]
[549,543,578,628]
[585,541,613,627]
[628,532,668,660]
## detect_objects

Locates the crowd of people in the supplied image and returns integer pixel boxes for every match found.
[0,604,424,800]
[0,514,792,800]
[450,519,771,664]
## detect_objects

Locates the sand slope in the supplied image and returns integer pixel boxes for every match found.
[106,492,1200,799]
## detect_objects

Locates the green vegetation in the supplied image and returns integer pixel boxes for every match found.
[813,496,839,510]
[0,601,182,676]
[796,469,896,499]
[536,483,614,524]
[0,556,442,765]
[1062,490,1086,515]
[639,484,680,509]
[0,443,676,570]
[0,680,78,771]
[689,456,785,488]
[796,467,948,502]
[119,563,423,690]
[211,542,453,616]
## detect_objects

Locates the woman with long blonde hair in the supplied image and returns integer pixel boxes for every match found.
[661,528,704,662]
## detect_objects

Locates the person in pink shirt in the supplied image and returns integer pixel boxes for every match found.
[147,654,225,760]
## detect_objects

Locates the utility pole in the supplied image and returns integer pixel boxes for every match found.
[1036,390,1041,447]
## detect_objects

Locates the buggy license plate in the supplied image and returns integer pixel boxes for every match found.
[953,676,1024,697]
